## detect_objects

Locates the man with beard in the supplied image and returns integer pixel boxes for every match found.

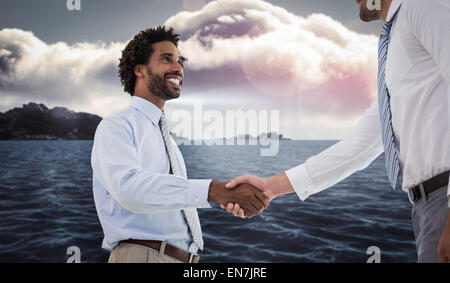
[224,0,450,262]
[90,26,268,263]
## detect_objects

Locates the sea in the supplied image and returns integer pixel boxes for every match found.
[0,140,417,263]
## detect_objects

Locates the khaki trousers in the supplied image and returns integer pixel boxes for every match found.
[108,242,184,263]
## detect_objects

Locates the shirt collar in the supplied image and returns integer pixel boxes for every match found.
[386,0,403,22]
[130,96,162,126]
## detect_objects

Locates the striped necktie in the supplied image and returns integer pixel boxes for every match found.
[378,19,401,190]
[159,111,204,250]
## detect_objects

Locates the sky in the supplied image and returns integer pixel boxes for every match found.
[0,0,384,140]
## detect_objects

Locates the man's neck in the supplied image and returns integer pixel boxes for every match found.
[134,91,165,110]
[380,0,392,22]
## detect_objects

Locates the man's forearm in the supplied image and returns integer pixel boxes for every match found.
[266,173,295,199]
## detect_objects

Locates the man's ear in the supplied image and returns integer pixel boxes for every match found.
[134,65,145,78]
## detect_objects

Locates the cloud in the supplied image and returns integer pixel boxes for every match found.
[166,0,379,119]
[0,28,127,117]
[0,0,380,138]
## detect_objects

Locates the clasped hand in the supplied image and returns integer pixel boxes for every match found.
[219,175,274,218]
[218,173,292,218]
[208,179,268,218]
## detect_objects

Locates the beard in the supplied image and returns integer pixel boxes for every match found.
[360,9,380,22]
[146,67,180,101]
[359,0,382,22]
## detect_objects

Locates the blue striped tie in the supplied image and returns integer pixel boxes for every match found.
[378,19,401,189]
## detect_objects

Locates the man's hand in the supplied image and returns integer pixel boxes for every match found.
[208,180,269,218]
[220,173,294,218]
[438,209,450,262]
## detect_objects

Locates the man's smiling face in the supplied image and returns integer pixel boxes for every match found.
[145,41,185,100]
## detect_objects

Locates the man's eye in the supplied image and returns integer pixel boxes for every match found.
[179,56,188,68]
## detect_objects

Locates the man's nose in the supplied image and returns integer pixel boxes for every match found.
[171,61,184,75]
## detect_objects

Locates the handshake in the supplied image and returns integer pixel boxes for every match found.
[207,173,291,218]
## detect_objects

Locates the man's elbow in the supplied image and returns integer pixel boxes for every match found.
[112,168,143,213]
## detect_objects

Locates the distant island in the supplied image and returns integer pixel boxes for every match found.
[0,102,102,140]
[235,133,291,141]
[179,133,291,144]
[0,102,292,141]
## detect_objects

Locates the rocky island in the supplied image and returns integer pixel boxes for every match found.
[0,102,102,140]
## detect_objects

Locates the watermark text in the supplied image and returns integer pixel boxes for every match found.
[67,0,81,11]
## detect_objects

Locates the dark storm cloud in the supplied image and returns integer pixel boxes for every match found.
[0,41,22,87]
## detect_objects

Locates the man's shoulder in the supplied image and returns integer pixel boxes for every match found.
[104,105,138,122]
[406,0,447,5]
[97,105,137,131]
[402,0,446,15]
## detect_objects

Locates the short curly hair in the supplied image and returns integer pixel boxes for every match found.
[118,26,180,96]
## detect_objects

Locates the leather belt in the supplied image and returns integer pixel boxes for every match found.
[408,171,449,204]
[119,239,199,263]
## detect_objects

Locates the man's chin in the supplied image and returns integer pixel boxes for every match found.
[164,91,181,101]
[360,10,379,22]
[360,15,371,22]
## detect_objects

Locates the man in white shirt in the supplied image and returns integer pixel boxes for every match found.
[223,0,450,263]
[91,26,268,263]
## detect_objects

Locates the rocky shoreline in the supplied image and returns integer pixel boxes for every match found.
[0,103,102,140]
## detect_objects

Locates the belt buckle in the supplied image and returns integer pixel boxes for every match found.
[408,186,421,204]
[158,241,167,256]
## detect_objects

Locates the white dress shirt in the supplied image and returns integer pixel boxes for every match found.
[286,0,450,207]
[91,96,212,252]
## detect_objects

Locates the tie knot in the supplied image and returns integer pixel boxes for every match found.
[159,111,167,127]
[380,21,392,38]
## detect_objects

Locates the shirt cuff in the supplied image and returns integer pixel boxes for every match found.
[187,179,212,208]
[285,164,316,201]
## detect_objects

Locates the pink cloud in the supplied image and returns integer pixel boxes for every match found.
[166,0,379,120]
